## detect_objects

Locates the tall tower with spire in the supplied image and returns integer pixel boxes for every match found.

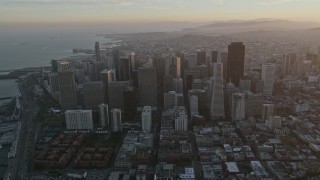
[210,52,225,120]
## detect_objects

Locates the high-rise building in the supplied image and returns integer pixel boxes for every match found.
[261,63,276,95]
[174,106,188,132]
[228,42,245,86]
[58,71,77,109]
[282,54,296,76]
[251,69,261,93]
[196,50,206,65]
[65,110,93,130]
[239,76,251,92]
[221,52,229,80]
[161,109,175,130]
[185,74,193,92]
[57,60,70,72]
[175,93,184,106]
[48,73,59,100]
[190,95,199,115]
[211,51,218,63]
[210,52,225,120]
[163,76,173,93]
[296,60,312,77]
[123,87,137,121]
[255,80,264,94]
[138,68,157,106]
[245,92,263,118]
[175,113,188,132]
[306,52,318,65]
[199,64,209,79]
[83,81,104,110]
[224,81,240,119]
[110,109,122,132]
[98,104,109,128]
[141,106,152,132]
[108,81,131,109]
[173,78,183,93]
[51,60,59,73]
[112,49,120,78]
[74,69,86,84]
[100,49,107,62]
[231,92,245,121]
[188,89,206,115]
[119,58,131,81]
[129,52,136,71]
[176,52,185,79]
[88,61,106,81]
[176,56,182,78]
[266,116,282,130]
[164,91,175,109]
[107,69,117,82]
[100,69,109,103]
[153,54,165,85]
[95,42,101,61]
[261,104,274,123]
[164,91,184,109]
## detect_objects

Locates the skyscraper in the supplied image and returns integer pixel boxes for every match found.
[95,42,101,61]
[176,56,182,78]
[58,71,77,110]
[174,106,188,132]
[176,52,185,79]
[111,109,122,132]
[112,49,120,78]
[153,54,165,105]
[282,54,296,76]
[88,61,106,81]
[98,104,109,128]
[108,81,131,109]
[261,104,274,123]
[173,78,183,93]
[51,60,59,73]
[164,91,184,109]
[245,92,263,118]
[175,113,188,132]
[123,87,137,121]
[100,69,109,103]
[239,76,251,92]
[57,60,70,72]
[224,80,240,119]
[153,54,165,82]
[164,91,176,109]
[261,63,276,95]
[228,42,245,86]
[211,51,218,63]
[119,58,131,81]
[48,73,59,100]
[129,52,136,71]
[231,92,245,121]
[210,52,225,120]
[83,81,104,110]
[196,50,206,65]
[141,106,152,132]
[138,68,157,106]
[189,95,199,115]
[188,89,206,115]
[221,52,229,80]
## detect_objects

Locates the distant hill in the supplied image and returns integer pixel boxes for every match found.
[182,19,320,34]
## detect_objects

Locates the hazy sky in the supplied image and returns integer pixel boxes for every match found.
[0,0,319,24]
